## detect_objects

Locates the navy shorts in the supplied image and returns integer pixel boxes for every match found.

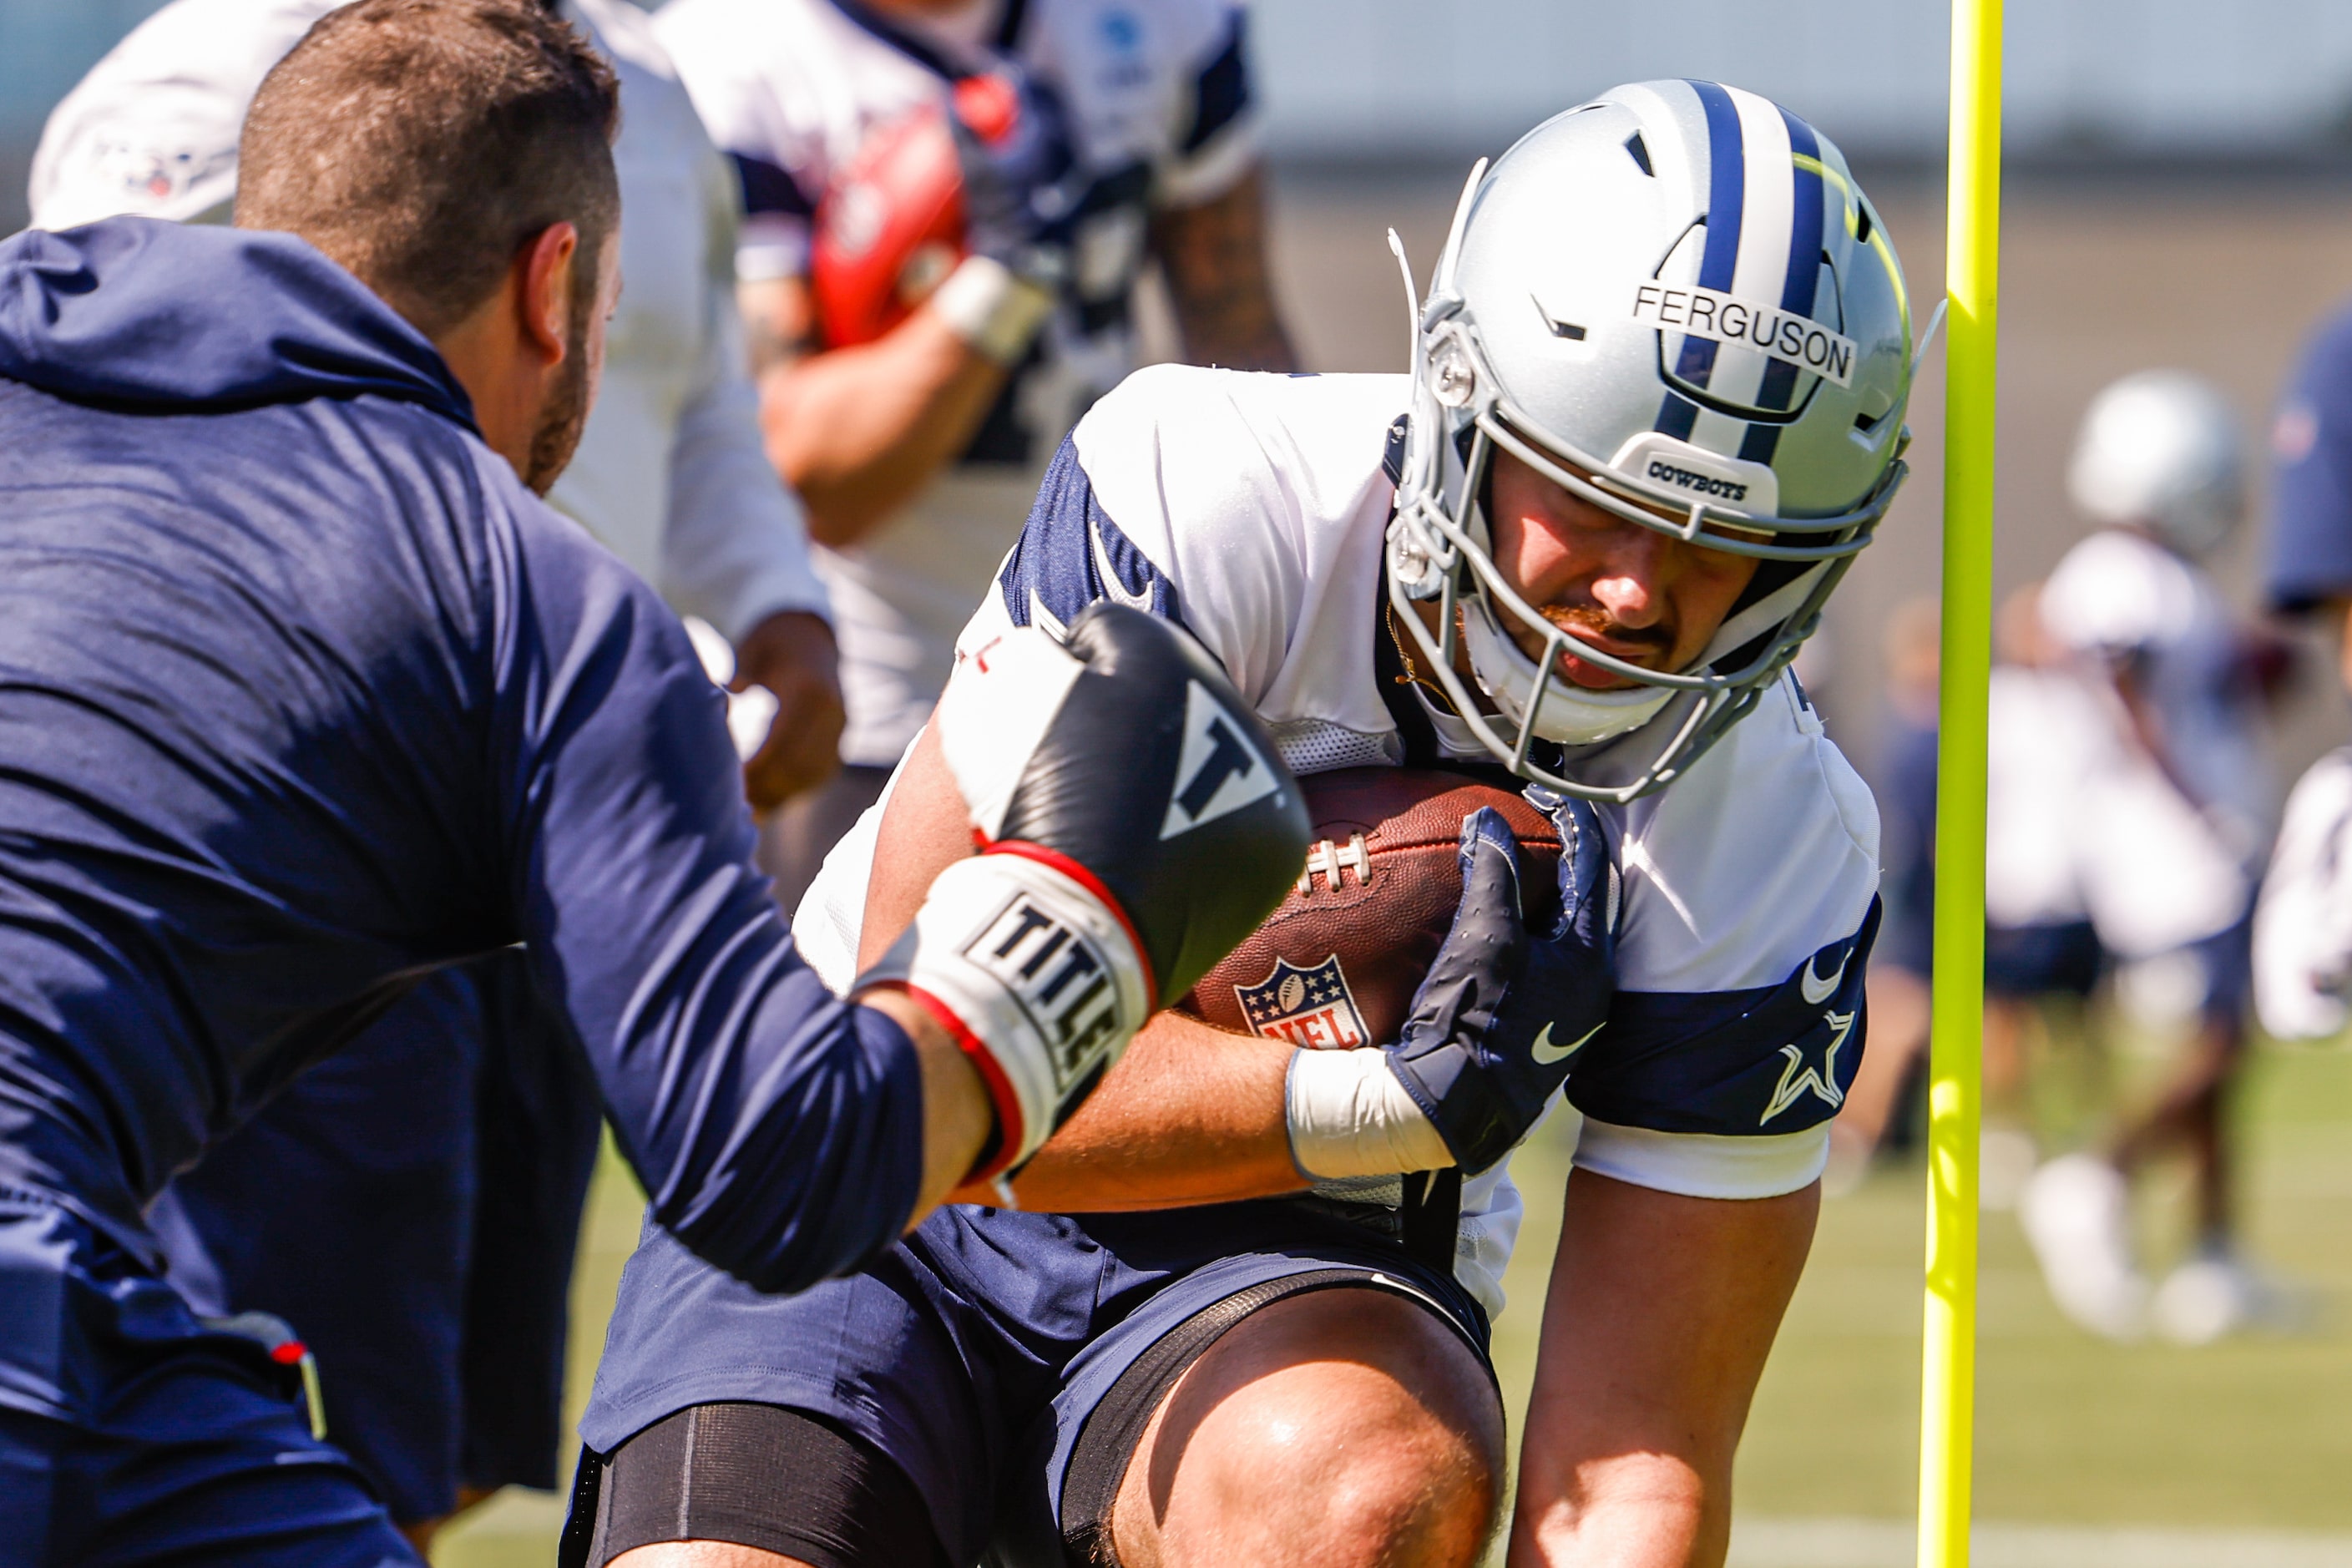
[1984,919,2106,999]
[0,1187,417,1567]
[1985,916,2253,1021]
[578,1200,1490,1566]
[152,952,600,1524]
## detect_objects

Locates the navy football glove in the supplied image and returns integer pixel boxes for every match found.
[1383,794,1616,1174]
[949,65,1081,293]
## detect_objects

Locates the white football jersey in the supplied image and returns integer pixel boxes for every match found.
[792,367,1882,1318]
[1983,665,2106,929]
[2255,748,2352,1039]
[28,0,830,650]
[654,0,1260,766]
[2027,527,2268,954]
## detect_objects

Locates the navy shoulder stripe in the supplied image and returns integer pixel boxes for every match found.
[730,153,815,221]
[998,434,1181,633]
[1568,899,1879,1137]
[1180,13,1253,157]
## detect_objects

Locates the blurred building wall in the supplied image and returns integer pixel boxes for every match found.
[12,0,2352,218]
[1252,0,2352,163]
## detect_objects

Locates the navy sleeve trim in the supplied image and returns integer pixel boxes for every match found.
[1179,12,1253,157]
[997,433,1182,633]
[1567,899,1880,1136]
[731,153,817,221]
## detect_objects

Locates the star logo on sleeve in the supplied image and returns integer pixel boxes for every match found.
[1759,1009,1856,1125]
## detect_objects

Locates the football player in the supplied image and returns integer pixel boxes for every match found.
[28,0,847,1542]
[574,83,1909,1568]
[2256,310,2352,1149]
[2009,373,2286,1344]
[650,0,1297,908]
[0,4,1303,1560]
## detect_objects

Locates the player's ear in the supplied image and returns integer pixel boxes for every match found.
[517,220,579,365]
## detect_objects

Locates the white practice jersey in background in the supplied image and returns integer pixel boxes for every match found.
[2256,748,2352,1039]
[1983,665,2107,929]
[655,0,1259,766]
[792,367,1881,1318]
[28,0,829,650]
[2027,527,2269,955]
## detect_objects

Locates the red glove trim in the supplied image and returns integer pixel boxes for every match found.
[980,839,1158,1010]
[891,981,1029,1182]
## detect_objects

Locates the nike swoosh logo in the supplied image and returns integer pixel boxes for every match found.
[1800,951,1849,1006]
[1531,1021,1601,1065]
[1090,518,1154,611]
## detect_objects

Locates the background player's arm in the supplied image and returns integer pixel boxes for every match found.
[741,276,1017,546]
[1507,1174,1818,1568]
[1150,165,1297,372]
[864,721,1310,1208]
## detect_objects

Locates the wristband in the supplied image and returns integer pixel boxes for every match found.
[928,254,1054,366]
[858,851,1148,1178]
[1284,1048,1454,1181]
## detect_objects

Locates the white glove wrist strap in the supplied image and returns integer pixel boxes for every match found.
[1285,1048,1454,1180]
[928,255,1054,366]
[860,852,1146,1177]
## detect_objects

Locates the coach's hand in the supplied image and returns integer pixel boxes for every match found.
[1381,797,1617,1175]
[731,610,846,812]
[857,604,1310,1178]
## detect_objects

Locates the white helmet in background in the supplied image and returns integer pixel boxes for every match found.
[2067,370,2243,558]
[1387,79,1916,802]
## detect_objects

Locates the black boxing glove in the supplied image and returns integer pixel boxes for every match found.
[860,604,1310,1176]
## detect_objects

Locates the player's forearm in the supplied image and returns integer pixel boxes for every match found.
[979,1012,1304,1211]
[1508,1173,1817,1568]
[758,307,1009,548]
[859,987,995,1226]
[1153,168,1298,373]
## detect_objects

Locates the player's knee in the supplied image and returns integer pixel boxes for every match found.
[1144,1293,1501,1568]
[1202,1365,1497,1566]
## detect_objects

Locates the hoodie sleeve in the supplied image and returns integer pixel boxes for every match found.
[482,468,922,1295]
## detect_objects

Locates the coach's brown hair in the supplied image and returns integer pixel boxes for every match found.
[235,0,620,337]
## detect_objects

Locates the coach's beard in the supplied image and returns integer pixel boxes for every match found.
[522,307,594,496]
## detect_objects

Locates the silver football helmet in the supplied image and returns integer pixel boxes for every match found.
[1387,80,1917,802]
[2066,370,2243,559]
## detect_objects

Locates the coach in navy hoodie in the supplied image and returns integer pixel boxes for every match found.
[0,6,1007,1562]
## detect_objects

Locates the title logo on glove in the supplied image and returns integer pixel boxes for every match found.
[966,896,1123,1082]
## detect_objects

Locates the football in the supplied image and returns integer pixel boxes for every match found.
[1178,768,1561,1050]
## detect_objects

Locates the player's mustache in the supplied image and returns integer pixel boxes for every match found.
[1536,604,1673,656]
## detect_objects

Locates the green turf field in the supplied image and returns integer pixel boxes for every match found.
[433,1040,2352,1566]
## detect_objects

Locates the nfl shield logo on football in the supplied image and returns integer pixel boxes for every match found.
[1235,956,1369,1050]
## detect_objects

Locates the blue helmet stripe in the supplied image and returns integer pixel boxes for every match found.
[1656,80,1746,433]
[1673,80,1746,390]
[1690,80,1748,292]
[1655,390,1700,442]
[1741,108,1829,463]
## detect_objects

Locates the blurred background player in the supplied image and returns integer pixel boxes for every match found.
[1832,377,2290,1343]
[28,0,844,1546]
[652,0,1299,907]
[2257,299,2352,1038]
[1829,586,2109,1207]
[2010,372,2288,1343]
[1826,596,1940,1191]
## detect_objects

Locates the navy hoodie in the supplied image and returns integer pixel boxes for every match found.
[0,218,920,1297]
